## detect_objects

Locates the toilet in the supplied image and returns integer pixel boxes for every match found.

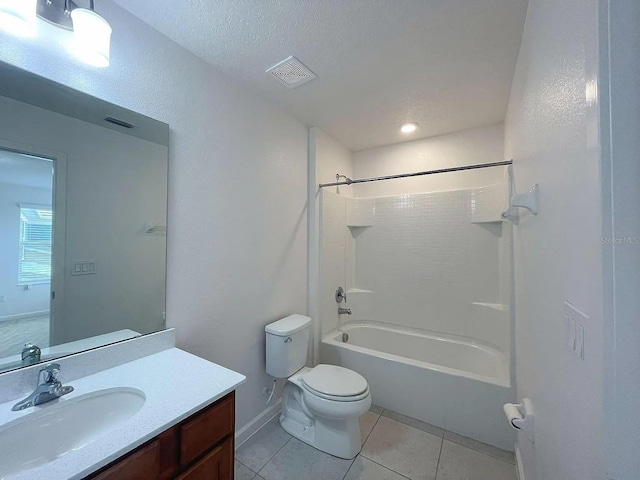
[265,314,371,459]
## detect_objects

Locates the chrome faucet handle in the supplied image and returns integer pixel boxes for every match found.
[336,287,347,304]
[38,363,61,384]
[12,363,72,411]
[21,343,41,360]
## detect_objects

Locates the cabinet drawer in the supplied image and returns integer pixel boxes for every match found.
[180,395,233,466]
[92,440,159,480]
[176,438,232,480]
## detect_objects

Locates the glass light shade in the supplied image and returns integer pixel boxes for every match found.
[0,0,37,37]
[70,8,112,68]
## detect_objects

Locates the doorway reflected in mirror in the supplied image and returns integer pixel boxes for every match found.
[0,149,53,359]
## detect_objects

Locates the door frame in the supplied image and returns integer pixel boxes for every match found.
[0,137,67,346]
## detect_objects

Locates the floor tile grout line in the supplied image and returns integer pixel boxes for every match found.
[433,434,445,480]
[340,411,383,480]
[359,455,413,480]
[362,410,383,445]
[254,434,293,476]
[339,454,358,480]
[381,408,445,438]
[442,437,516,465]
[381,407,514,465]
[237,458,256,474]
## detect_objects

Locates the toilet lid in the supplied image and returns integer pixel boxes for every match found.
[301,364,368,397]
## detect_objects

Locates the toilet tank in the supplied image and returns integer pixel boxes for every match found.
[265,314,312,378]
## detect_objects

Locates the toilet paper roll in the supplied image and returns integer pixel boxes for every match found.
[503,403,523,429]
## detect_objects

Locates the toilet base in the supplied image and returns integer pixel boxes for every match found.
[279,382,366,459]
[280,412,361,460]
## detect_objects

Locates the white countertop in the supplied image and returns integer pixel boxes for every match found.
[0,348,246,480]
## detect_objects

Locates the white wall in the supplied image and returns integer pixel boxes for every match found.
[0,183,52,319]
[0,1,308,430]
[353,125,505,198]
[601,1,640,478]
[315,128,354,197]
[504,0,604,478]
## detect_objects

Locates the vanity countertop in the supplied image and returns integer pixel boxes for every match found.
[0,348,246,480]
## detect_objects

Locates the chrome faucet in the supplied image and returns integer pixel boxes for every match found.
[338,307,352,315]
[21,343,41,366]
[12,363,74,411]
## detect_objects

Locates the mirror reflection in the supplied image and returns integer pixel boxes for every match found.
[0,64,169,373]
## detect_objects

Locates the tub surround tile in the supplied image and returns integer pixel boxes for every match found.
[235,461,257,480]
[360,410,381,445]
[344,456,410,480]
[443,431,514,464]
[436,440,517,480]
[362,416,442,480]
[259,438,353,480]
[381,409,445,438]
[236,417,292,473]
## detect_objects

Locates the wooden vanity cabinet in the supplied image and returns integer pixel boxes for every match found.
[88,391,235,480]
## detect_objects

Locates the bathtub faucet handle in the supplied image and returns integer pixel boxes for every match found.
[335,287,347,304]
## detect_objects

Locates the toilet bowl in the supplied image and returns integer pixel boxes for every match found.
[280,365,371,459]
[265,315,371,459]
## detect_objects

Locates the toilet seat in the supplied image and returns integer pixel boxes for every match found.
[301,364,369,402]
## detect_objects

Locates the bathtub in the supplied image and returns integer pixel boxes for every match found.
[321,322,515,450]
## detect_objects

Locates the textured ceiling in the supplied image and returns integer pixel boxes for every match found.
[111,0,528,151]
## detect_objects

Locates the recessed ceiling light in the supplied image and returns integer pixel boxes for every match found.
[400,123,418,134]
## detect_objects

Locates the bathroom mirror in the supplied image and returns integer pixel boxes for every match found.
[0,62,169,374]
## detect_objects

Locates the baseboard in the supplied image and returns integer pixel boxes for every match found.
[0,310,49,323]
[235,399,282,448]
[515,445,526,480]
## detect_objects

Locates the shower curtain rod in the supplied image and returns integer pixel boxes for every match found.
[318,160,513,188]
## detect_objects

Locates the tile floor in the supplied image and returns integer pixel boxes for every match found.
[235,405,517,480]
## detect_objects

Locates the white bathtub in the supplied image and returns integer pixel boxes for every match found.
[321,322,515,450]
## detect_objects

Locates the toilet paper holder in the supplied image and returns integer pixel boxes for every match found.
[503,398,534,443]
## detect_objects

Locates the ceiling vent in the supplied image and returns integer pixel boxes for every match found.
[266,56,317,89]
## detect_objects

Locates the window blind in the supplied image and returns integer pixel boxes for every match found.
[18,205,52,284]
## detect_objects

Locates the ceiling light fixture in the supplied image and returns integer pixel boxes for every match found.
[70,6,112,68]
[400,123,419,134]
[34,0,112,67]
[0,0,37,37]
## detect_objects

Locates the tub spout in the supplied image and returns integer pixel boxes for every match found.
[338,307,352,315]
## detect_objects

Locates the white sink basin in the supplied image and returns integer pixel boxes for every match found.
[0,387,146,478]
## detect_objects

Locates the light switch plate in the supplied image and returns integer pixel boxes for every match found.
[71,261,97,276]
